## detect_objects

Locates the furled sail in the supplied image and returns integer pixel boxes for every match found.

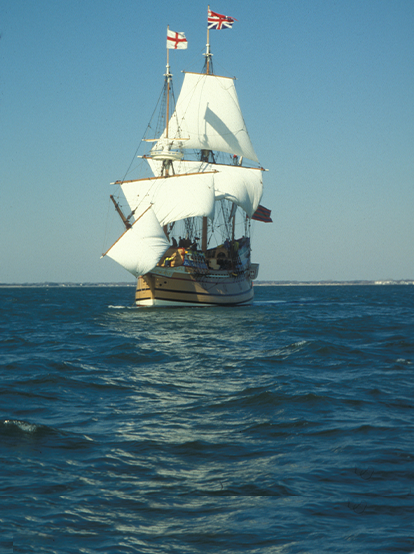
[120,172,216,226]
[155,72,259,163]
[146,159,263,217]
[103,208,170,277]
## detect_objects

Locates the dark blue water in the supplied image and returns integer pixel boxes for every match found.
[1,284,413,553]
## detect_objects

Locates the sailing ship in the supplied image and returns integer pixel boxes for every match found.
[103,9,271,306]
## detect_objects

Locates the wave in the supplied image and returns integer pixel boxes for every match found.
[0,419,94,446]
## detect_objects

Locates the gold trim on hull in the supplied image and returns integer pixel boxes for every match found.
[135,266,256,307]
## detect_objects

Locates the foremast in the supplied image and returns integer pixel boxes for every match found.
[163,26,172,176]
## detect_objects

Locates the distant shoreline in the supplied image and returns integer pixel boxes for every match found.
[1,280,413,288]
[255,280,414,286]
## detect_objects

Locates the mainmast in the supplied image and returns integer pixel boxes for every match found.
[204,6,213,75]
[201,6,213,251]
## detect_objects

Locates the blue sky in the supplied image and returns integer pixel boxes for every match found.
[1,0,413,283]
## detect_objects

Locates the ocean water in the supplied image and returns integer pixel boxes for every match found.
[1,284,413,554]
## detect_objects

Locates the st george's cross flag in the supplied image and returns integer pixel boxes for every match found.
[167,29,188,49]
[207,9,236,30]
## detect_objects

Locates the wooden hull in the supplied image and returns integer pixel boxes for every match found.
[135,264,259,307]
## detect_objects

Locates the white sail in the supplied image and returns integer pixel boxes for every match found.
[145,159,263,217]
[104,208,170,277]
[213,166,263,217]
[157,72,259,163]
[146,157,169,177]
[120,172,216,226]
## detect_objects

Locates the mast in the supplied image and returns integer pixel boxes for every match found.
[205,5,213,75]
[163,27,172,239]
[202,218,208,252]
[164,26,172,177]
[201,6,212,251]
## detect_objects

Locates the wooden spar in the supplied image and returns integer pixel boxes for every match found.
[166,26,170,141]
[206,6,211,75]
[102,204,153,258]
[110,195,131,230]
[202,217,208,252]
[112,170,218,186]
[203,6,212,249]
[182,71,234,80]
[229,202,237,240]
[164,26,171,177]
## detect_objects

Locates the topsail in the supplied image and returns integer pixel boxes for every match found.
[154,72,259,163]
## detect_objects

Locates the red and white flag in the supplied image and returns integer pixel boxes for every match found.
[167,29,188,49]
[252,205,273,223]
[208,9,236,30]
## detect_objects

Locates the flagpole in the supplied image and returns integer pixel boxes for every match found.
[206,5,211,74]
[165,25,171,139]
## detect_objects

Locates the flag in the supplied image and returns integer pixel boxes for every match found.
[252,205,273,223]
[208,9,236,30]
[167,29,188,49]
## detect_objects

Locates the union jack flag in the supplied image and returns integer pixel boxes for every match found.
[208,9,236,30]
[252,205,273,223]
